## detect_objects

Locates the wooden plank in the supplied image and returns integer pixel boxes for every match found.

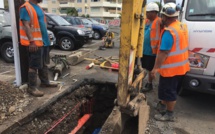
[138,105,150,134]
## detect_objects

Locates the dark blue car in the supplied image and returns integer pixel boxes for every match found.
[81,18,109,40]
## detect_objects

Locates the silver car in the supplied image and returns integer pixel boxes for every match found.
[0,9,56,63]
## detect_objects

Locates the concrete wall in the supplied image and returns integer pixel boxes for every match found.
[0,0,4,8]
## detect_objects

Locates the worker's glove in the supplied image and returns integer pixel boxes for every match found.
[29,41,38,52]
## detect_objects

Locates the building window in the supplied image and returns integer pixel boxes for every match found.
[76,7,82,12]
[77,0,82,3]
[52,8,57,13]
[91,0,100,2]
[91,7,100,12]
[85,0,87,3]
[52,0,56,4]
[42,0,48,4]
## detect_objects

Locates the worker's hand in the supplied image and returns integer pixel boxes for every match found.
[29,41,38,52]
[150,68,158,79]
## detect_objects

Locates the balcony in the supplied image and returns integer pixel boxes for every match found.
[59,2,75,8]
[90,2,122,8]
[90,11,120,18]
[108,9,121,14]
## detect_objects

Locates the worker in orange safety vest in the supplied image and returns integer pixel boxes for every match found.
[141,2,162,92]
[19,0,57,97]
[151,3,190,121]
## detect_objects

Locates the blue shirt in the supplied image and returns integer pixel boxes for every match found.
[160,31,173,51]
[143,23,156,56]
[20,2,50,46]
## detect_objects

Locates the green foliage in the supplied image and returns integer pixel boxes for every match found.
[86,14,90,18]
[155,1,162,11]
[66,8,78,16]
[4,0,9,10]
[81,14,85,17]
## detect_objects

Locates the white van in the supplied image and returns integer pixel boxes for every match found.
[178,0,215,95]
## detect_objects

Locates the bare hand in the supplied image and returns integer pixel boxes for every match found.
[29,41,38,52]
[150,69,158,79]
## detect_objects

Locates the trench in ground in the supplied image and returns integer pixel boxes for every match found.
[10,83,117,134]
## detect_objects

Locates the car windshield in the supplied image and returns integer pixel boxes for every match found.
[0,10,11,26]
[82,18,92,25]
[73,18,83,25]
[51,15,71,26]
[186,0,215,21]
[89,19,99,24]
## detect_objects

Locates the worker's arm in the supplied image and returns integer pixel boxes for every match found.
[151,50,169,78]
[151,30,173,78]
[20,7,38,52]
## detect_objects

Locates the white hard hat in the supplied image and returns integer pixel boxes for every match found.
[146,2,159,12]
[160,2,180,17]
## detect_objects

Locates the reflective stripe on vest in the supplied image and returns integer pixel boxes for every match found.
[161,59,188,69]
[159,21,190,77]
[160,26,188,69]
[150,17,161,54]
[167,27,189,56]
[20,26,41,32]
[150,20,159,41]
[20,36,42,41]
[19,2,43,47]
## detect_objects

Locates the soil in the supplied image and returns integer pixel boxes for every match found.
[11,83,117,134]
[0,81,32,125]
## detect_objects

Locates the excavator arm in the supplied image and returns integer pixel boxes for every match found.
[116,0,150,133]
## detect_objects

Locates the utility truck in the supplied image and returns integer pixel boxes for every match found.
[179,0,215,95]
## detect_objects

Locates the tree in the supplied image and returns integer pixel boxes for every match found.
[86,14,90,18]
[155,1,162,12]
[81,14,85,17]
[66,8,78,16]
[4,0,9,10]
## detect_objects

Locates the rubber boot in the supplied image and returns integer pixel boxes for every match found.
[28,71,44,97]
[38,65,57,88]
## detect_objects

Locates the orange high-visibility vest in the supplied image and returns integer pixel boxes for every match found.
[146,17,162,54]
[158,20,190,77]
[19,2,44,47]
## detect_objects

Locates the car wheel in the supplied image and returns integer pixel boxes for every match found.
[93,31,101,40]
[59,37,75,51]
[0,42,14,63]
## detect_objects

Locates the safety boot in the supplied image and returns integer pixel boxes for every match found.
[141,83,153,92]
[27,87,44,97]
[28,71,44,97]
[155,101,166,114]
[38,65,58,88]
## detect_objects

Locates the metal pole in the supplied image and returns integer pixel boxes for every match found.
[8,0,22,86]
[116,0,118,18]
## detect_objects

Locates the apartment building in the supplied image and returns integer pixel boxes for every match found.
[39,0,122,19]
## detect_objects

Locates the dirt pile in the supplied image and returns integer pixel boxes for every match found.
[0,81,32,124]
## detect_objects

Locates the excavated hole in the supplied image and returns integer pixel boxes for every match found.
[11,83,117,134]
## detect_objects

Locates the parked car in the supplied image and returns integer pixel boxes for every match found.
[0,9,56,63]
[81,18,109,39]
[61,16,93,43]
[46,13,88,51]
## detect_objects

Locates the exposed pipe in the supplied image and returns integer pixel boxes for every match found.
[69,114,92,134]
[44,102,81,134]
[8,0,22,86]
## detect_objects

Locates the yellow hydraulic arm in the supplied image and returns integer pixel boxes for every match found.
[116,0,149,133]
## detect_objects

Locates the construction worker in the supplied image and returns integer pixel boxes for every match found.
[19,0,57,97]
[151,3,190,121]
[141,2,161,92]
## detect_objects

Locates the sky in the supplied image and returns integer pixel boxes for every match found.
[147,0,182,5]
